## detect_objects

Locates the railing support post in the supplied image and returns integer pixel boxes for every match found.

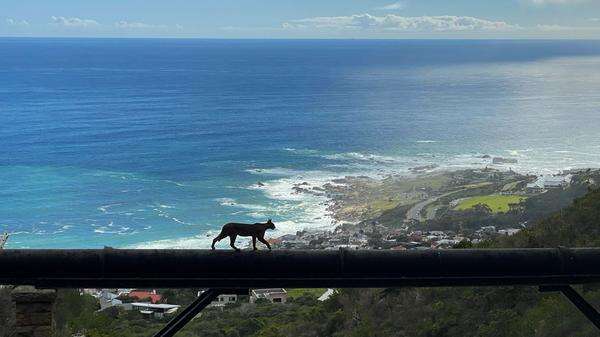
[11,286,56,337]
[153,288,248,337]
[539,285,600,330]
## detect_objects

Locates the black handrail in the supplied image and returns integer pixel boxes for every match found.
[1,247,600,288]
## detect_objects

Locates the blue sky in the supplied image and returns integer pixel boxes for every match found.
[2,0,600,38]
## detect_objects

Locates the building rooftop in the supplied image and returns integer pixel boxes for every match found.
[128,290,162,304]
[131,302,180,310]
[252,288,287,296]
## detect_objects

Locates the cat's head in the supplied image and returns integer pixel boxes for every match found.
[266,219,276,230]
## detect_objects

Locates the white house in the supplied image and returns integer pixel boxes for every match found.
[124,302,180,319]
[98,290,122,310]
[250,289,287,304]
[197,290,239,307]
[211,294,238,307]
[498,228,521,236]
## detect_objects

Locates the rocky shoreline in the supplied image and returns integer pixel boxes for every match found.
[268,166,596,251]
[288,167,530,225]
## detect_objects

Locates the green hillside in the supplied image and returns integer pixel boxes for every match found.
[455,194,527,213]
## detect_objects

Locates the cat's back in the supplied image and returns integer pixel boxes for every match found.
[222,222,260,235]
[223,222,248,229]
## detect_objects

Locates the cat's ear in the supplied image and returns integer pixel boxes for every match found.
[267,219,272,223]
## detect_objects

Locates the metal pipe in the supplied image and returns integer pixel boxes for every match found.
[1,248,600,288]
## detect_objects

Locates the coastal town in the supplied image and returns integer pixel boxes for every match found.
[268,222,523,251]
[79,287,332,321]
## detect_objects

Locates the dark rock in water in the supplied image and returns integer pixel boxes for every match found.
[299,181,309,186]
[481,154,491,159]
[409,164,438,173]
[257,181,265,187]
[292,186,311,194]
[492,157,518,164]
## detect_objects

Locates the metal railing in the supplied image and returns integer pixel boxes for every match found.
[1,247,600,288]
[3,247,600,336]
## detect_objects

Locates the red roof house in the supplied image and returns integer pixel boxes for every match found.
[128,290,162,304]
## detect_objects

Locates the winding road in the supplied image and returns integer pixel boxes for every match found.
[405,182,492,222]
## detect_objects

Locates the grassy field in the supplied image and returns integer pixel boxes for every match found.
[286,288,327,299]
[455,194,527,213]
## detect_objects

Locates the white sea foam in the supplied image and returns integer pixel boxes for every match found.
[9,231,30,235]
[216,197,269,211]
[128,233,238,249]
[216,197,236,204]
[131,168,340,249]
[321,152,400,164]
[248,212,267,219]
[283,148,320,155]
[164,180,186,187]
[159,204,176,209]
[97,203,122,213]
[171,217,193,225]
[246,167,306,176]
[94,225,135,235]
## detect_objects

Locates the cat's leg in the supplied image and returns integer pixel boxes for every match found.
[229,235,240,251]
[252,236,257,250]
[211,233,226,250]
[258,236,271,250]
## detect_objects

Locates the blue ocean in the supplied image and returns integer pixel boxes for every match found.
[2,38,600,248]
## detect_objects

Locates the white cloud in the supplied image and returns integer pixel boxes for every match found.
[375,1,406,11]
[588,18,600,22]
[536,24,600,31]
[115,21,169,30]
[5,18,29,26]
[115,21,150,29]
[528,0,589,5]
[536,24,574,31]
[51,16,99,28]
[283,14,518,32]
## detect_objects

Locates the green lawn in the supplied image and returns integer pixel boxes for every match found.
[286,288,327,299]
[455,194,527,213]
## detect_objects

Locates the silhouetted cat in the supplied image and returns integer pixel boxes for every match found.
[211,219,276,251]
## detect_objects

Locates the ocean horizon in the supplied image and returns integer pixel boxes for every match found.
[2,38,600,249]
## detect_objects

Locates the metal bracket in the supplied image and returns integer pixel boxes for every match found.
[153,288,248,337]
[539,285,600,330]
